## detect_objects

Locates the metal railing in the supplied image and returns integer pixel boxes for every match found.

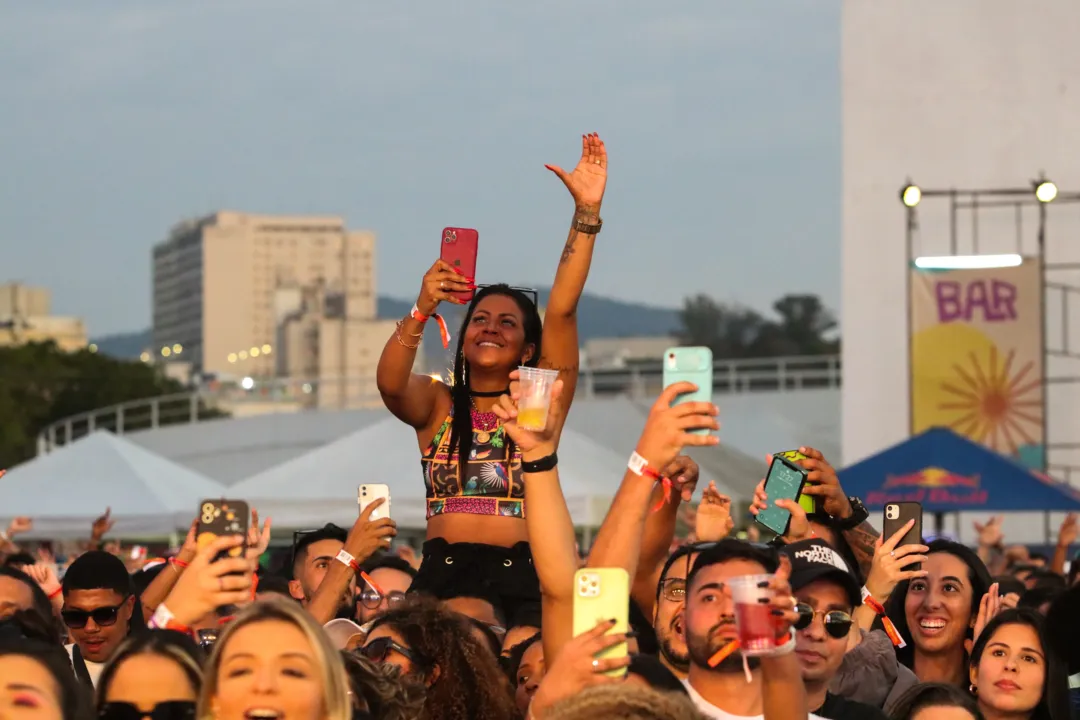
[36,354,842,454]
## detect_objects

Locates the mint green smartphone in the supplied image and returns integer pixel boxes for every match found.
[662,346,714,435]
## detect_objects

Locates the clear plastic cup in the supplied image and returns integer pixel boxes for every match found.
[727,574,784,656]
[516,367,560,431]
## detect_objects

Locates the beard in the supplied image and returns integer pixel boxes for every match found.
[687,621,761,673]
[659,635,690,672]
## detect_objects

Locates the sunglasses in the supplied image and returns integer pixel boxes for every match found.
[359,636,420,665]
[61,601,127,629]
[475,284,539,306]
[99,702,196,720]
[357,589,407,610]
[793,603,854,639]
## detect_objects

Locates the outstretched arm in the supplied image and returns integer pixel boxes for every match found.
[538,134,607,431]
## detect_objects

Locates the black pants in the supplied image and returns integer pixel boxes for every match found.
[408,538,541,625]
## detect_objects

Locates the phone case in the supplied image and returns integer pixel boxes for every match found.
[359,484,392,521]
[755,456,808,536]
[573,568,629,678]
[196,499,250,560]
[440,227,479,303]
[776,450,817,514]
[662,346,714,435]
[883,502,924,570]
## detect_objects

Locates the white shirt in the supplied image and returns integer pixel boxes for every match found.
[65,643,105,688]
[684,679,826,720]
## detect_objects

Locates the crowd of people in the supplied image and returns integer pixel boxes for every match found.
[1,134,1078,720]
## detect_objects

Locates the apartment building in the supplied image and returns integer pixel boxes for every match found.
[152,211,389,404]
[0,283,87,352]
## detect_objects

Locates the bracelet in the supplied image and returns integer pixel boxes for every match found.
[628,452,672,513]
[171,558,189,569]
[767,629,796,656]
[572,210,603,235]
[47,587,62,600]
[148,604,192,635]
[335,548,360,572]
[521,453,558,473]
[861,587,907,648]
[394,319,422,349]
[410,304,429,323]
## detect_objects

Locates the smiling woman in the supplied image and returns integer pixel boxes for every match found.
[198,599,350,720]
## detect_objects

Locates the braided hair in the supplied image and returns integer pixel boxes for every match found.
[448,284,543,482]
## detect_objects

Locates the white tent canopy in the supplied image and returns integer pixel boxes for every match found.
[0,430,228,538]
[231,416,728,530]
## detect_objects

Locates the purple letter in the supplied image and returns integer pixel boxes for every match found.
[990,281,1018,321]
[936,281,963,322]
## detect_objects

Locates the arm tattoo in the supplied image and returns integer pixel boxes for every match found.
[560,236,577,265]
[842,520,881,580]
[538,357,579,376]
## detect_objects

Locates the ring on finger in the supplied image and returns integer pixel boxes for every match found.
[591,659,600,669]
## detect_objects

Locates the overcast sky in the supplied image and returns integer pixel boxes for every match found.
[0,0,840,336]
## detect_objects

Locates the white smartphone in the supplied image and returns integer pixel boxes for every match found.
[359,484,391,520]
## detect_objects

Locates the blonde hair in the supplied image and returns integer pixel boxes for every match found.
[197,599,351,720]
[544,684,703,720]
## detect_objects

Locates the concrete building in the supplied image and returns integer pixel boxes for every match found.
[842,1,1080,537]
[152,211,390,404]
[0,283,87,352]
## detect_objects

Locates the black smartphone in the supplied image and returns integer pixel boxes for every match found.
[196,499,250,562]
[883,502,924,571]
[755,456,808,536]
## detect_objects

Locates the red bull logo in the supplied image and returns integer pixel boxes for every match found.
[869,467,988,507]
[883,467,980,489]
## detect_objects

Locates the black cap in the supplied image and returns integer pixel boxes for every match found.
[780,539,861,608]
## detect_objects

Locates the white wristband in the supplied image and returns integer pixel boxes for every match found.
[335,548,358,571]
[628,451,649,476]
[767,629,797,656]
[148,604,176,630]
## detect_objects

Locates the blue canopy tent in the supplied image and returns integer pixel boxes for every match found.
[839,428,1080,539]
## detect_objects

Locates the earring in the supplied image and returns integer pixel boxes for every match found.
[969,684,977,695]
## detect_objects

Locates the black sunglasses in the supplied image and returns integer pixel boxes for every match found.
[357,589,407,610]
[99,702,196,720]
[359,636,420,665]
[793,603,853,639]
[475,284,539,307]
[61,601,128,629]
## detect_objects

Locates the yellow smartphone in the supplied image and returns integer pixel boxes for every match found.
[572,568,629,678]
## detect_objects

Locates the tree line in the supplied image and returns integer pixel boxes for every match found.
[677,293,839,359]
[0,342,223,469]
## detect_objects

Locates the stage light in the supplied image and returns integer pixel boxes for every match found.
[240,376,255,390]
[914,254,1022,270]
[1035,180,1058,203]
[901,184,922,208]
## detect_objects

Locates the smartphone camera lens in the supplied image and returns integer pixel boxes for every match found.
[443,233,452,244]
[450,231,458,241]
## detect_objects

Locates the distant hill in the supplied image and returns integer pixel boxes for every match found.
[93,290,681,360]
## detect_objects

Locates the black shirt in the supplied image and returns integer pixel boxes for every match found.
[814,693,889,720]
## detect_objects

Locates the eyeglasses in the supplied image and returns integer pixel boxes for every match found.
[61,601,127,629]
[359,636,419,665]
[475,284,539,307]
[793,603,854,639]
[358,589,407,610]
[660,577,686,603]
[98,702,196,720]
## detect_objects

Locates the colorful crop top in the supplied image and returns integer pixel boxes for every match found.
[421,410,525,519]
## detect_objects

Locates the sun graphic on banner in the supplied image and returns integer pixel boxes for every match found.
[936,345,1043,454]
[911,324,1044,457]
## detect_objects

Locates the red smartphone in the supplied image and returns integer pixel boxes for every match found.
[439,227,478,303]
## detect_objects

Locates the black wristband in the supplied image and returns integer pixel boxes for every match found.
[521,452,558,473]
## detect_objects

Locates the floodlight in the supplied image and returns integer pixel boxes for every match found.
[1035,180,1058,203]
[901,184,922,208]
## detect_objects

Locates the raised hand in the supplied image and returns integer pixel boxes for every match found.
[794,447,851,520]
[91,507,115,540]
[864,519,929,602]
[163,535,253,626]
[971,583,1007,648]
[344,498,398,566]
[634,382,720,474]
[765,556,801,636]
[246,508,272,562]
[416,259,473,315]
[974,516,1004,548]
[6,517,32,537]
[663,455,701,503]
[1057,513,1078,548]
[491,371,564,456]
[695,482,734,542]
[528,618,629,717]
[545,133,608,210]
